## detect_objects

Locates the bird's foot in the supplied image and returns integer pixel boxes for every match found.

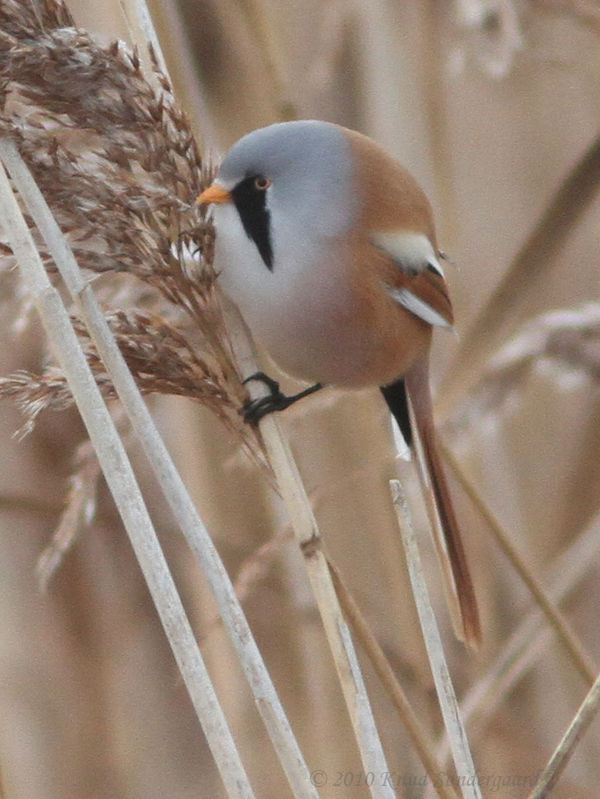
[241,372,323,425]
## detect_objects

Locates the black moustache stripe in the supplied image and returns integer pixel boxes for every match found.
[231,176,274,271]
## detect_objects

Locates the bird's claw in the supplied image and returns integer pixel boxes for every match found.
[241,372,323,425]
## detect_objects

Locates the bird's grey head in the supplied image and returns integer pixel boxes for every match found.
[216,121,357,271]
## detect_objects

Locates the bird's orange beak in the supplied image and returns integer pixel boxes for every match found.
[196,183,232,205]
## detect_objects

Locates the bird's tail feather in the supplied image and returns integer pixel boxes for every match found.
[387,358,481,648]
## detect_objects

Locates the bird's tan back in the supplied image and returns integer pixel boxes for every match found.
[345,128,437,243]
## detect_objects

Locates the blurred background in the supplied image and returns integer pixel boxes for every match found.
[1,1,600,797]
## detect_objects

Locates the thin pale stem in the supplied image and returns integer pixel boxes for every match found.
[1,140,317,799]
[0,146,254,799]
[390,480,481,799]
[118,0,171,77]
[527,672,600,799]
[328,559,461,799]
[228,303,397,799]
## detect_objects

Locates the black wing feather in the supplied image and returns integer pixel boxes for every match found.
[380,378,412,447]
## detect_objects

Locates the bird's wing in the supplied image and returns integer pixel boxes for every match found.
[372,231,454,328]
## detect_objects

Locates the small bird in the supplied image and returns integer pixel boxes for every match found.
[197,120,481,647]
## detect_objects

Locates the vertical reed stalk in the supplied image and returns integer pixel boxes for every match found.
[228,304,397,799]
[0,146,255,799]
[0,139,318,799]
[328,560,462,799]
[390,480,481,799]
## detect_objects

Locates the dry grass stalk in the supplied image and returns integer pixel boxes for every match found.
[115,0,216,146]
[441,440,598,684]
[527,671,600,799]
[1,128,318,799]
[0,147,255,799]
[390,480,481,799]
[33,406,138,589]
[227,304,397,799]
[1,310,243,429]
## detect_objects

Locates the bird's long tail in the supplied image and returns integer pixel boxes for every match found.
[382,357,481,648]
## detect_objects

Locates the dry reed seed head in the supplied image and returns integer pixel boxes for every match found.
[0,366,94,438]
[0,0,74,38]
[72,310,238,411]
[0,2,218,296]
[450,303,600,433]
[0,1,256,447]
[0,309,241,433]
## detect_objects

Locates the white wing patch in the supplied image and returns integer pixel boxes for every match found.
[371,231,444,276]
[384,286,452,328]
[372,230,451,328]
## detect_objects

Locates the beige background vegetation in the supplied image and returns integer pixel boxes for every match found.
[1,1,600,797]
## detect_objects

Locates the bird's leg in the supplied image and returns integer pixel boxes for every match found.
[241,372,323,425]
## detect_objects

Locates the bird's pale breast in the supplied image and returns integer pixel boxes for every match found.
[215,202,431,386]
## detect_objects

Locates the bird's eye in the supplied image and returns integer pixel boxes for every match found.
[254,175,271,191]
